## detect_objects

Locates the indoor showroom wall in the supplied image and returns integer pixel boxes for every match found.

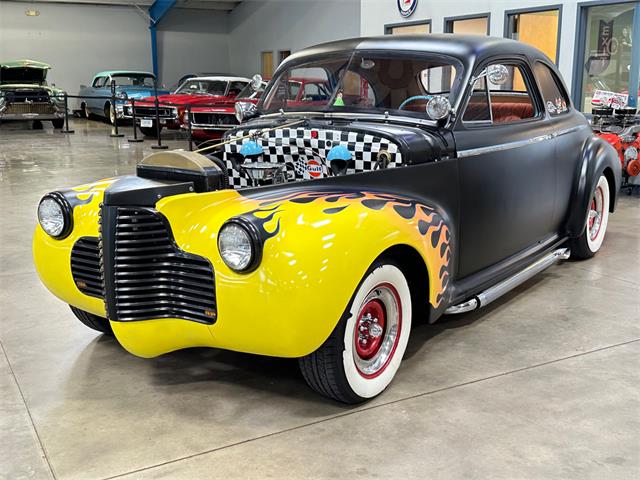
[228,0,362,77]
[0,1,230,91]
[361,0,580,94]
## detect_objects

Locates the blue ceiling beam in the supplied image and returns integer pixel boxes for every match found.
[149,0,177,80]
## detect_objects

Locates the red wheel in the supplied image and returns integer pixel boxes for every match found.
[570,174,610,259]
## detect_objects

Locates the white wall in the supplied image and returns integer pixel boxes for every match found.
[0,1,151,93]
[228,0,361,77]
[360,0,578,93]
[156,8,230,87]
[0,1,231,93]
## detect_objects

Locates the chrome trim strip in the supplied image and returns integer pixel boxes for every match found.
[457,124,587,158]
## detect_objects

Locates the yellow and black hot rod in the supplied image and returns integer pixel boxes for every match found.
[33,36,620,403]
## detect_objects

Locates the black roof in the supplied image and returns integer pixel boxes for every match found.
[282,34,553,71]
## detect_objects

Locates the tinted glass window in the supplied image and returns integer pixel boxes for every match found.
[534,62,570,116]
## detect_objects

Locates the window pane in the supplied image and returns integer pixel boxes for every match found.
[579,2,637,112]
[507,9,560,64]
[534,63,570,116]
[388,23,431,35]
[450,16,488,35]
[489,65,536,123]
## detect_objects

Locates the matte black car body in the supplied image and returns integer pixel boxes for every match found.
[221,34,621,321]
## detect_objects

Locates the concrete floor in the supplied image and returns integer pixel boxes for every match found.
[1,119,639,480]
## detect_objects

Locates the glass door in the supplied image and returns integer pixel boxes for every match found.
[576,2,640,112]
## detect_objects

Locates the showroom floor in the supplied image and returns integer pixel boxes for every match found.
[1,119,639,480]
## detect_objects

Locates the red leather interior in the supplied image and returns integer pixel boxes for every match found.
[492,102,534,123]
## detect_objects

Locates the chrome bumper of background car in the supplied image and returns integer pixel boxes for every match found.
[185,123,238,130]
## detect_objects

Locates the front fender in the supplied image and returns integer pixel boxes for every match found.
[566,135,621,238]
[153,189,453,358]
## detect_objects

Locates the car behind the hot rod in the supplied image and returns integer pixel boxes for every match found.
[33,35,620,403]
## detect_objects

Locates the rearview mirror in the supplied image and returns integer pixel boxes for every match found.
[250,74,263,92]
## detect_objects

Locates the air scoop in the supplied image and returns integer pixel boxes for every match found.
[136,150,225,193]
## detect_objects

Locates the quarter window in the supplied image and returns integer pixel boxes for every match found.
[534,62,570,116]
[92,77,105,88]
[463,63,537,124]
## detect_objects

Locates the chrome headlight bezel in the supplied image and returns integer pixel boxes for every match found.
[217,217,262,273]
[37,192,73,239]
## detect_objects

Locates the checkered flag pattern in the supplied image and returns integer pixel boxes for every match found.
[222,127,403,188]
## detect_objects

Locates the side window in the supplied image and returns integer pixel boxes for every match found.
[463,63,538,125]
[534,62,570,116]
[92,76,105,88]
[228,81,247,96]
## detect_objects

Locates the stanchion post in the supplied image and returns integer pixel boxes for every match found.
[128,98,143,143]
[110,80,124,138]
[151,79,167,150]
[187,105,193,151]
[61,92,74,134]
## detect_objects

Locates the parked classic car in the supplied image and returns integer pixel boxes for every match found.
[78,71,169,124]
[128,76,250,137]
[187,76,329,143]
[33,35,621,403]
[0,59,66,128]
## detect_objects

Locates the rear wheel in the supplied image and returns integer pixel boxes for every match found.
[570,174,610,259]
[299,262,412,403]
[70,306,113,335]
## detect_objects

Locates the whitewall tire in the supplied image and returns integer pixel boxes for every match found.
[299,262,412,403]
[570,174,610,259]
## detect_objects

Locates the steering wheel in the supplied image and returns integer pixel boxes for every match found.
[398,95,432,110]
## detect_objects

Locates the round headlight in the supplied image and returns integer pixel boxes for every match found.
[117,91,128,100]
[217,219,261,272]
[426,95,451,120]
[37,193,72,239]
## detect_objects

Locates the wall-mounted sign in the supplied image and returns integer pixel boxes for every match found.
[397,0,418,18]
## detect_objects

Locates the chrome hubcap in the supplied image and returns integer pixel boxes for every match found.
[588,187,604,241]
[353,284,401,378]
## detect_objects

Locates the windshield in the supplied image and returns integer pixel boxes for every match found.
[176,80,227,96]
[112,74,155,87]
[261,52,462,118]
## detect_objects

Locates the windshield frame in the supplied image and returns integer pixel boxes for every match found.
[258,49,465,120]
[110,74,156,88]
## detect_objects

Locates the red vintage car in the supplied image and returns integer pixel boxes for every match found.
[123,76,250,137]
[186,77,331,143]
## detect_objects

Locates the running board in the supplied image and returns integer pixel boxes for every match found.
[445,248,571,315]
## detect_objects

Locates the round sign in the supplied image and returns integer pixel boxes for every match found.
[307,160,323,178]
[397,0,418,18]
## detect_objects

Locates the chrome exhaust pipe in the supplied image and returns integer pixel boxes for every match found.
[445,248,570,315]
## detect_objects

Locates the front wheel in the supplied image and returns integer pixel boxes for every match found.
[70,306,113,335]
[299,263,412,403]
[52,118,64,129]
[570,174,610,259]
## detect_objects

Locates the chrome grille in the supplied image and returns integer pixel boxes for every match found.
[5,103,56,114]
[133,106,174,118]
[70,237,104,298]
[112,207,217,323]
[191,112,238,127]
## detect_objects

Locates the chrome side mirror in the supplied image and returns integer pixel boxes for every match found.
[250,74,263,92]
[487,64,509,85]
[426,95,451,121]
[235,101,258,123]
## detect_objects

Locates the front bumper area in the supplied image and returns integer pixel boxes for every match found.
[0,103,65,121]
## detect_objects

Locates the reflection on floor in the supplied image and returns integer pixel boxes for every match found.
[1,119,639,479]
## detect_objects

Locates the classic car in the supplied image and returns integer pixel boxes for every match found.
[0,59,67,128]
[186,76,329,143]
[78,71,169,124]
[591,105,640,189]
[33,35,621,403]
[128,76,250,137]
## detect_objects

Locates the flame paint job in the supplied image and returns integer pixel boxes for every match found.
[33,180,452,359]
